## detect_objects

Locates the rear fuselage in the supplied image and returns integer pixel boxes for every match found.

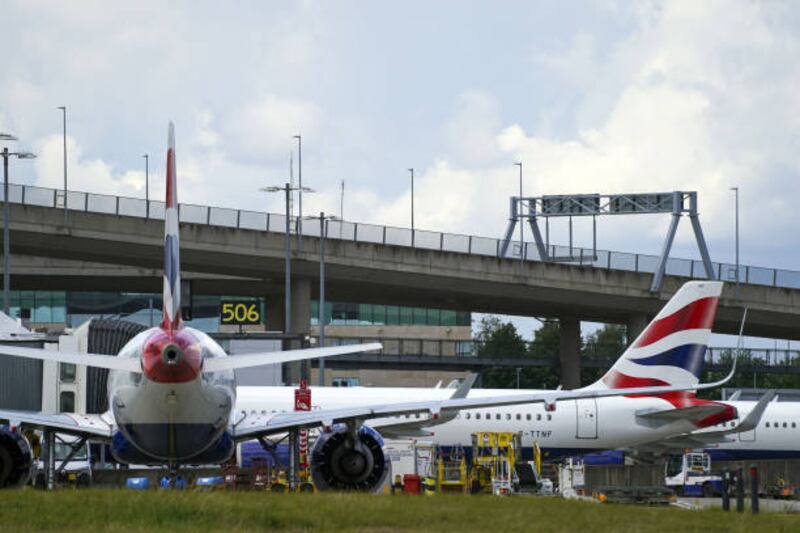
[107,327,236,465]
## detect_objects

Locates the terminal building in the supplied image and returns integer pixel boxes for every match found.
[2,289,474,397]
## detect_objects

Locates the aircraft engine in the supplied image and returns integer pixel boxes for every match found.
[0,427,34,488]
[310,424,389,492]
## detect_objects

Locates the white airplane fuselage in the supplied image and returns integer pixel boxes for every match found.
[698,401,800,460]
[106,326,237,465]
[235,386,716,458]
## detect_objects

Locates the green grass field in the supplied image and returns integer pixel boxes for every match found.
[0,490,797,532]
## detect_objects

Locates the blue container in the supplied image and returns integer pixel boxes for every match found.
[126,477,150,490]
[195,476,224,488]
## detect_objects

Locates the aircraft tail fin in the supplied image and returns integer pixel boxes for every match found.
[594,281,723,390]
[161,122,182,331]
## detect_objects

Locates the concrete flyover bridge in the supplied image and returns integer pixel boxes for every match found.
[3,183,800,388]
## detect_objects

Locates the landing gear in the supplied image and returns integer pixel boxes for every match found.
[159,465,186,489]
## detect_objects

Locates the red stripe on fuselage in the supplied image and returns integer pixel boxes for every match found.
[633,297,719,348]
[603,370,736,428]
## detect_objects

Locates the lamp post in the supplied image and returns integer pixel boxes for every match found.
[305,212,339,386]
[1,134,37,314]
[262,183,314,337]
[408,168,414,246]
[730,186,740,299]
[513,162,523,264]
[293,135,303,249]
[143,154,149,218]
[57,106,67,225]
[339,179,344,239]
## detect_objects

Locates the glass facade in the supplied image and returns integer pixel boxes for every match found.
[310,301,470,327]
[7,290,470,332]
[7,291,66,323]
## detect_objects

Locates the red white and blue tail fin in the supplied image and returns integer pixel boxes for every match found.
[161,122,181,331]
[594,281,723,390]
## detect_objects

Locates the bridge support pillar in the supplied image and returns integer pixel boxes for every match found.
[290,277,312,382]
[265,296,286,332]
[559,317,581,390]
[626,314,649,346]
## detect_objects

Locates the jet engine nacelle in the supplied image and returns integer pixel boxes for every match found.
[0,427,34,488]
[310,424,389,492]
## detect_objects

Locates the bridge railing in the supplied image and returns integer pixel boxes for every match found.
[6,182,800,289]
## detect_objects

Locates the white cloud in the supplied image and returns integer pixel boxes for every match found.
[34,135,145,197]
[224,94,322,163]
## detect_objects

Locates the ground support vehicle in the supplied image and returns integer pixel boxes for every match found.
[664,452,722,497]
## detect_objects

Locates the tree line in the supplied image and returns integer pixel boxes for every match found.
[475,316,800,392]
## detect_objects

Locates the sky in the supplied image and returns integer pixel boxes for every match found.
[1,0,799,342]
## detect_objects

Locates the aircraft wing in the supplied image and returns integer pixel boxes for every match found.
[0,344,142,373]
[0,409,114,441]
[203,343,382,372]
[232,371,735,441]
[369,374,478,439]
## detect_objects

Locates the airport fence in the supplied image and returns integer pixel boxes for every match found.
[311,336,800,368]
[5,182,800,289]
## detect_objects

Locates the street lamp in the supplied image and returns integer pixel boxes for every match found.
[57,106,67,224]
[143,154,149,218]
[261,183,314,337]
[1,137,37,315]
[293,135,303,249]
[730,186,740,299]
[304,211,340,386]
[513,162,523,264]
[408,168,414,246]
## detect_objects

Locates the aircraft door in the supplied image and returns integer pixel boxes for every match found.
[575,399,598,439]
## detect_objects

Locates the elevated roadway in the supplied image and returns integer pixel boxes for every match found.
[4,192,800,387]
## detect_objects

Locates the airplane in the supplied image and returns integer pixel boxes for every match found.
[0,123,735,491]
[236,280,749,471]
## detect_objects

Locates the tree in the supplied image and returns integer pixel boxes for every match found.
[581,324,626,386]
[475,316,559,389]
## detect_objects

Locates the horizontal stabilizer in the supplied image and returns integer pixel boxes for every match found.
[637,404,729,422]
[0,345,142,373]
[203,343,382,372]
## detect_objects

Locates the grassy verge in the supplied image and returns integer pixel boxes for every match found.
[0,490,797,532]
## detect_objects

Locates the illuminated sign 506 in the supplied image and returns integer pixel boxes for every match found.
[220,301,261,325]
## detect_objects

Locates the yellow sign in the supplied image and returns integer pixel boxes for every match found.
[220,301,261,325]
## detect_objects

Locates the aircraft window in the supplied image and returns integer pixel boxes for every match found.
[495,413,501,420]
[793,422,797,429]
[505,413,510,420]
[486,413,491,420]
[546,414,552,421]
[516,414,521,421]
[784,422,788,428]
[250,410,256,414]
[536,414,542,421]
[59,391,75,413]
[415,413,420,419]
[476,413,481,420]
[261,410,266,415]
[766,422,770,428]
[465,413,471,420]
[526,414,531,421]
